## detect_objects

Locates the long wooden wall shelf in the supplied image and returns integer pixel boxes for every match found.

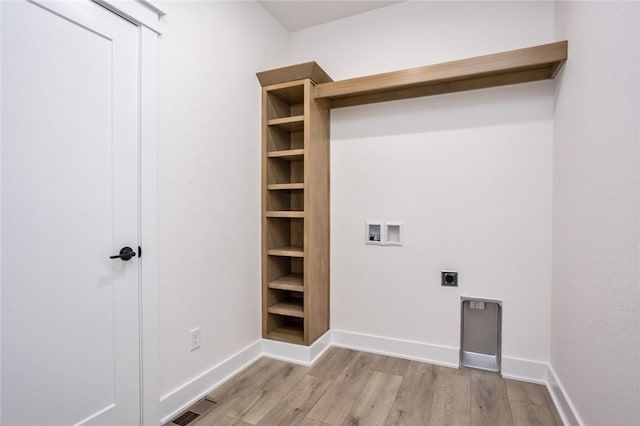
[313,41,567,108]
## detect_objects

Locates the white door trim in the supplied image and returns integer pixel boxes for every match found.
[139,23,160,426]
[94,1,162,424]
[94,0,165,34]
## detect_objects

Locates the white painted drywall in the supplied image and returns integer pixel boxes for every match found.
[290,1,555,363]
[158,1,288,397]
[552,2,640,424]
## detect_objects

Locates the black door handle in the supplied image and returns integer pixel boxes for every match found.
[110,246,136,261]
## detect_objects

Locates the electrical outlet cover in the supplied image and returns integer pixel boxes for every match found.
[441,271,458,287]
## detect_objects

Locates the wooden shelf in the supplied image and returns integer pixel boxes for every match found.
[314,41,568,108]
[268,246,304,257]
[265,325,304,345]
[267,183,304,191]
[268,116,304,132]
[268,149,304,161]
[266,211,304,218]
[268,273,304,292]
[268,300,304,318]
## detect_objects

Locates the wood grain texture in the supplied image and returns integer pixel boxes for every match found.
[428,373,471,426]
[228,363,308,424]
[314,41,567,108]
[307,347,355,381]
[505,379,548,406]
[191,350,562,426]
[385,361,438,426]
[307,351,382,425]
[299,419,330,426]
[199,416,253,426]
[258,375,331,425]
[343,371,403,426]
[304,78,331,344]
[506,379,562,426]
[257,62,333,87]
[510,400,559,426]
[376,355,410,377]
[470,369,514,426]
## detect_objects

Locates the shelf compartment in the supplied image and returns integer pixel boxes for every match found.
[266,187,303,212]
[267,157,304,186]
[268,300,304,318]
[265,83,305,121]
[268,116,304,132]
[268,273,304,292]
[266,211,304,218]
[267,149,304,161]
[266,321,304,345]
[266,217,303,256]
[267,126,303,153]
[266,257,303,293]
[268,246,304,257]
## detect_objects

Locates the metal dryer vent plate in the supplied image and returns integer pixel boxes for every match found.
[169,397,218,426]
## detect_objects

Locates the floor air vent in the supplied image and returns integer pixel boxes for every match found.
[169,398,218,426]
[172,411,199,426]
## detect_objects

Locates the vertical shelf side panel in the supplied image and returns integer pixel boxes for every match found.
[261,87,270,338]
[305,80,331,344]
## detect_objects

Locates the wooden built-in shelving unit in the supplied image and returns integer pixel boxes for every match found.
[257,41,567,346]
[259,66,331,346]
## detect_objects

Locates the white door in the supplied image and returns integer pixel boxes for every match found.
[2,1,141,425]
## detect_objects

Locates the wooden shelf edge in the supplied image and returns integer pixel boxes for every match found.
[257,61,333,87]
[314,41,568,108]
[267,149,305,161]
[268,115,304,126]
[266,211,304,218]
[268,246,304,257]
[267,183,304,191]
[268,273,304,292]
[268,301,304,318]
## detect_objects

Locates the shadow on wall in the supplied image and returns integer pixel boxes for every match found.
[331,80,554,140]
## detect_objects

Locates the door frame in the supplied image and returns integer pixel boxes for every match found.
[0,1,163,424]
[95,2,165,424]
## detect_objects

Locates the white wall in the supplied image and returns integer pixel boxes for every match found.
[552,2,640,424]
[157,0,287,397]
[290,1,555,365]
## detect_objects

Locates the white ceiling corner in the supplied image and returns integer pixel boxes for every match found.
[258,0,405,32]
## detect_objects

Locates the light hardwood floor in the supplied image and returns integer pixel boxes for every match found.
[184,348,562,426]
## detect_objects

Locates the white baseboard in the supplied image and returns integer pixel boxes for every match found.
[501,356,548,384]
[262,331,332,366]
[159,340,262,424]
[330,329,459,368]
[546,364,582,425]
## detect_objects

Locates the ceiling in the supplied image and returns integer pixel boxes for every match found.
[258,1,404,32]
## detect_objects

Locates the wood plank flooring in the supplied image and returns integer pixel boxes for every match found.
[177,348,562,426]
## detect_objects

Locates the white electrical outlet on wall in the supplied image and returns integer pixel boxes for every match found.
[190,327,201,352]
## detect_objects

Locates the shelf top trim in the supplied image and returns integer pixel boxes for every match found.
[313,41,567,108]
[256,61,333,87]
